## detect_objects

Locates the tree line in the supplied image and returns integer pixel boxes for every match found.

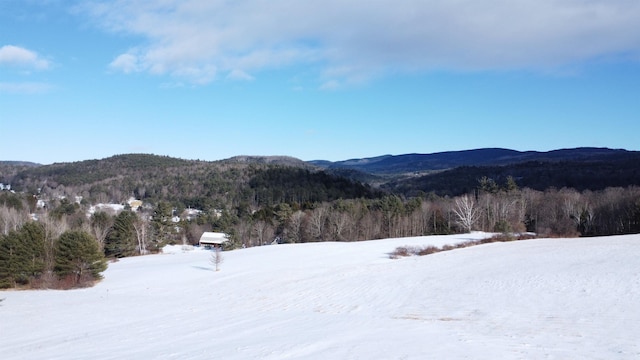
[3,179,639,254]
[2,158,640,290]
[0,219,107,290]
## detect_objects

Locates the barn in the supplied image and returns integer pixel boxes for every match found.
[199,232,229,248]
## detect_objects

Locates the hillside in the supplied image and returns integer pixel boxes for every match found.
[1,233,638,359]
[2,147,640,203]
[310,147,635,174]
[384,156,640,197]
[311,148,640,196]
[1,153,380,211]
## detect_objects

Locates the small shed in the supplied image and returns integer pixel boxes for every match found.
[199,232,229,248]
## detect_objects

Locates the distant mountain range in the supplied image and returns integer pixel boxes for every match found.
[0,161,41,167]
[309,147,636,175]
[2,147,639,197]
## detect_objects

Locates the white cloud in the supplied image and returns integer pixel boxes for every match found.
[0,45,50,70]
[109,52,142,73]
[78,0,640,84]
[172,64,217,85]
[0,82,53,94]
[319,80,341,91]
[227,69,254,81]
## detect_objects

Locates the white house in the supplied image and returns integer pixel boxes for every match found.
[199,232,229,248]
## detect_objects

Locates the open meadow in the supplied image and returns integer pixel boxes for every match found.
[1,232,639,359]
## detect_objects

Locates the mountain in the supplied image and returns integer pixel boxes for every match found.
[1,153,380,210]
[308,147,640,196]
[223,155,313,168]
[0,161,41,167]
[3,147,639,199]
[310,147,634,175]
[383,156,640,197]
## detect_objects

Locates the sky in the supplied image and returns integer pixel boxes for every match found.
[1,0,639,165]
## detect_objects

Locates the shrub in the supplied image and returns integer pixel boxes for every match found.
[417,246,440,256]
[493,220,512,234]
[488,233,515,242]
[389,233,538,259]
[389,246,414,259]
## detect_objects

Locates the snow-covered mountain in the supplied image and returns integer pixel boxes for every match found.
[1,233,639,359]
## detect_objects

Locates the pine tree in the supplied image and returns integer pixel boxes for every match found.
[150,201,176,251]
[17,222,46,281]
[0,222,45,288]
[0,232,21,288]
[54,230,107,287]
[104,211,138,258]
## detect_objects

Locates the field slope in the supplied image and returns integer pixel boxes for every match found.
[1,233,639,359]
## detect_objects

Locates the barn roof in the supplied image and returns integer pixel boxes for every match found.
[199,232,229,245]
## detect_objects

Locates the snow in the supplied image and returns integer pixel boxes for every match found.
[88,203,125,215]
[87,198,142,216]
[1,232,639,359]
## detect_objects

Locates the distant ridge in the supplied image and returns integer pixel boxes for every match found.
[223,155,311,168]
[3,147,633,174]
[2,148,639,198]
[310,147,634,175]
[0,161,41,167]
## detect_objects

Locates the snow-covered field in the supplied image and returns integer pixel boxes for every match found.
[2,232,639,359]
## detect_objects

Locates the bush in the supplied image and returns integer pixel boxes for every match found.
[493,220,512,233]
[416,246,440,256]
[389,233,538,259]
[389,246,414,259]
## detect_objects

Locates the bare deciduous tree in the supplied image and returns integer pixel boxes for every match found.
[286,210,305,243]
[329,210,352,241]
[452,194,480,233]
[0,205,28,235]
[253,220,274,246]
[39,212,69,287]
[308,204,329,241]
[210,247,223,271]
[133,214,149,255]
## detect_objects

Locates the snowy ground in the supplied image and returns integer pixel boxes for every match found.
[1,232,639,359]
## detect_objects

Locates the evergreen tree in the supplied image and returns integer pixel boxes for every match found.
[54,230,107,287]
[17,222,46,280]
[0,232,22,288]
[0,222,45,288]
[104,211,138,257]
[505,176,519,193]
[150,201,175,251]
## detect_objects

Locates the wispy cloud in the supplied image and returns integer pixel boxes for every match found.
[0,45,51,70]
[78,0,640,85]
[0,82,54,94]
[109,52,142,74]
[227,69,255,81]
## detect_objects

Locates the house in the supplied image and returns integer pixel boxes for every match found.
[199,232,229,248]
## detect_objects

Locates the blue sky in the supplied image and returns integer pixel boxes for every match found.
[1,0,639,164]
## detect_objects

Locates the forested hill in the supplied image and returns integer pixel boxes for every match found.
[312,147,640,196]
[10,154,198,186]
[383,156,640,197]
[2,148,640,202]
[311,147,635,175]
[0,153,380,209]
[2,149,640,249]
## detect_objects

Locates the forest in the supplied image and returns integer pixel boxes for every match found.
[1,153,640,289]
